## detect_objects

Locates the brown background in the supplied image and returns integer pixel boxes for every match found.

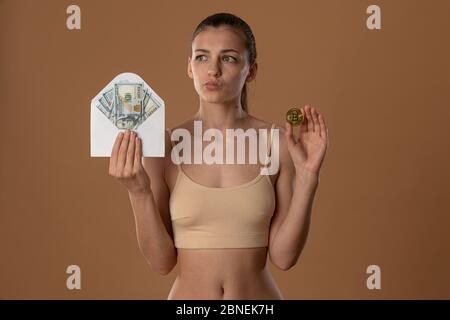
[1,0,449,299]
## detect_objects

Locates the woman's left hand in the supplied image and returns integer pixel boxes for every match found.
[285,105,329,175]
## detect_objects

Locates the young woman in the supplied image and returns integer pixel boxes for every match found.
[109,13,329,299]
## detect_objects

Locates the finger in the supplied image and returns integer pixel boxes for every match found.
[285,121,296,148]
[133,135,142,171]
[126,131,136,172]
[117,130,131,170]
[318,112,328,140]
[285,120,291,136]
[109,131,124,173]
[299,107,308,134]
[305,105,314,132]
[311,107,320,134]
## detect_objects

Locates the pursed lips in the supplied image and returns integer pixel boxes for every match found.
[204,81,222,89]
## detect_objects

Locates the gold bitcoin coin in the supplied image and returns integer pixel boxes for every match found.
[286,107,304,126]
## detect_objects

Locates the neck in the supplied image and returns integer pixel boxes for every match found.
[194,99,248,130]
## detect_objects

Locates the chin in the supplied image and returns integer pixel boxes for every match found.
[201,93,226,103]
[203,98,225,104]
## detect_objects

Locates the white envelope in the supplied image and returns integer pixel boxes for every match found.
[90,72,165,157]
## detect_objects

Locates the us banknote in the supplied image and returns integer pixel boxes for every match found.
[95,81,160,130]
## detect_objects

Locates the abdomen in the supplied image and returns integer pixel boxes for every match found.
[167,248,284,300]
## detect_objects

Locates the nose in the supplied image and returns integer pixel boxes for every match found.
[207,59,221,77]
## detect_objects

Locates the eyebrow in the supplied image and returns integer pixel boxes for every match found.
[194,49,240,54]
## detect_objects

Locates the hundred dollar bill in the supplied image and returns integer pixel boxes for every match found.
[95,103,111,120]
[103,87,114,106]
[96,92,114,120]
[114,83,144,130]
[95,88,114,121]
[142,88,161,121]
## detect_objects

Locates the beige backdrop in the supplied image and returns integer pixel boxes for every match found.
[1,0,449,299]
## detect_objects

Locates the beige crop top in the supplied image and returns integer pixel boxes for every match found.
[168,124,277,249]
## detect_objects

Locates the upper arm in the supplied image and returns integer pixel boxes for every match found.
[142,129,174,239]
[268,125,295,255]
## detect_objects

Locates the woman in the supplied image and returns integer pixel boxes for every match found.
[109,12,329,299]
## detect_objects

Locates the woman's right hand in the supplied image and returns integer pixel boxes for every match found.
[109,130,151,195]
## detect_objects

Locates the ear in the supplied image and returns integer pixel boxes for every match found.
[246,61,258,83]
[187,56,193,79]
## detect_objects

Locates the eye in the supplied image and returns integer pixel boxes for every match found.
[223,55,237,62]
[195,55,207,61]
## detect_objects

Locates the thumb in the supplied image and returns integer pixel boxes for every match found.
[285,121,296,149]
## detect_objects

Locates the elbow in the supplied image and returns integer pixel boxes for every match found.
[270,254,297,271]
[139,247,177,276]
[153,264,174,276]
[149,258,177,276]
[275,262,295,271]
[154,254,178,275]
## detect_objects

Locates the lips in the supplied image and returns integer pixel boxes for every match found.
[204,81,221,90]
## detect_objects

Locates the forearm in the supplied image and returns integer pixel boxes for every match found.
[128,190,177,275]
[271,168,319,270]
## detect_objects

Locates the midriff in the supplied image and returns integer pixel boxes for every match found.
[167,247,284,300]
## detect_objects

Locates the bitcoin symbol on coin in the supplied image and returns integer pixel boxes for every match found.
[286,107,304,126]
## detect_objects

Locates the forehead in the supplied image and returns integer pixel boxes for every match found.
[192,26,246,51]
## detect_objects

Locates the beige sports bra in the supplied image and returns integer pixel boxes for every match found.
[168,124,277,249]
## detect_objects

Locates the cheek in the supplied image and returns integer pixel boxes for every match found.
[227,69,247,89]
[190,65,202,84]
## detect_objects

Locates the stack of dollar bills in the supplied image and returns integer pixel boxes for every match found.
[95,81,161,130]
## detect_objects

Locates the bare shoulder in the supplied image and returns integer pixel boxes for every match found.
[253,117,292,170]
[166,116,199,147]
[168,117,196,133]
[247,115,286,145]
[165,119,194,160]
[246,115,271,130]
[248,115,285,133]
